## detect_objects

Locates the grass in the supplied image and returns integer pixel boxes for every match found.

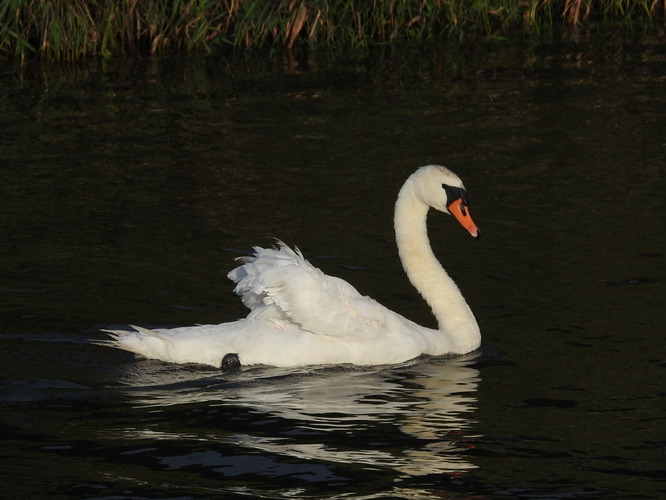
[1,0,664,62]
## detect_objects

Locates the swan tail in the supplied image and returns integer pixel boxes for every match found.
[98,325,166,357]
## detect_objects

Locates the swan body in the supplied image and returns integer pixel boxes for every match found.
[101,165,481,368]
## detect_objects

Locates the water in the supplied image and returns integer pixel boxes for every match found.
[1,41,665,499]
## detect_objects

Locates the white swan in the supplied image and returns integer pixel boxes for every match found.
[101,165,481,368]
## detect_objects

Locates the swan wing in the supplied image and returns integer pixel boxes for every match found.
[228,243,393,338]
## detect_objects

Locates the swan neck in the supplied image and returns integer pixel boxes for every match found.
[393,180,480,353]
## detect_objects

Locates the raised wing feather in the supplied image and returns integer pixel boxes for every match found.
[227,243,395,338]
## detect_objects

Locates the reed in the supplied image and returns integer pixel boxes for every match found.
[1,0,664,61]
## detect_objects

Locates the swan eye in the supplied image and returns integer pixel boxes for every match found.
[443,184,469,210]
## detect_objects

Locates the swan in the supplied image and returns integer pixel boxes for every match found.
[100,165,481,368]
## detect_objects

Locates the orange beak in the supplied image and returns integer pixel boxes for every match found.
[448,198,480,238]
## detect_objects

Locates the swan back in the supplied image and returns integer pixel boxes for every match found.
[229,244,421,341]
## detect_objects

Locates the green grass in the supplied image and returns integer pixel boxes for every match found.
[1,0,664,62]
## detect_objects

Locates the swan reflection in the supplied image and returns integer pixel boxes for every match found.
[113,353,480,479]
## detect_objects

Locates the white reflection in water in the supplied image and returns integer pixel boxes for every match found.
[114,353,480,478]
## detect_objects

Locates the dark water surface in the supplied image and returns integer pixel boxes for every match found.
[1,42,665,499]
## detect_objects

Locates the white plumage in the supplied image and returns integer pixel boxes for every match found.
[101,165,481,368]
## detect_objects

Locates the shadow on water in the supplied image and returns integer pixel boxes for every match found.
[1,37,666,499]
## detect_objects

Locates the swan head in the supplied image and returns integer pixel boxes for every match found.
[412,165,480,238]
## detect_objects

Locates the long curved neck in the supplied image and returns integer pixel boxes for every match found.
[393,179,480,354]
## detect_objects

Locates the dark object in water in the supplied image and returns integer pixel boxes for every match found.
[221,353,241,371]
